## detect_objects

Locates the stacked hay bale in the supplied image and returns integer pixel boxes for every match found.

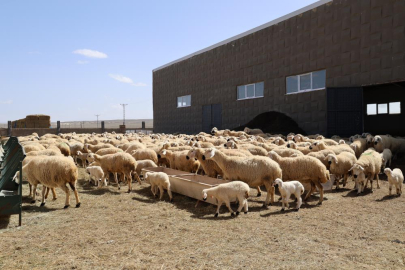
[25,115,51,128]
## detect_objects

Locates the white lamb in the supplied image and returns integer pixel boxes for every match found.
[85,166,106,188]
[380,149,392,170]
[273,178,304,211]
[202,181,250,217]
[384,168,403,196]
[144,172,173,202]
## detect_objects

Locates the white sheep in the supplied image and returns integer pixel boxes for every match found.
[325,152,357,189]
[145,172,173,201]
[273,178,304,211]
[202,181,250,217]
[384,168,403,196]
[86,166,106,188]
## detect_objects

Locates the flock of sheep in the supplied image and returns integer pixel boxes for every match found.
[7,126,405,217]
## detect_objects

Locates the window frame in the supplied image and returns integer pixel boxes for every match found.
[367,104,377,115]
[237,82,264,101]
[177,95,191,108]
[286,70,326,95]
[389,102,401,114]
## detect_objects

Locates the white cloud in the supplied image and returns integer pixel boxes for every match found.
[108,74,146,87]
[0,100,12,104]
[73,49,108,59]
[77,60,89,64]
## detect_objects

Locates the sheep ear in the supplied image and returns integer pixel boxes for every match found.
[348,166,354,172]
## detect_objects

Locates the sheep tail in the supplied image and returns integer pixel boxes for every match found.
[245,191,249,199]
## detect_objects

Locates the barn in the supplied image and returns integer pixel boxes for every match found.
[153,0,405,136]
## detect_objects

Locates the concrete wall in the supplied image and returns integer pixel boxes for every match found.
[153,0,405,135]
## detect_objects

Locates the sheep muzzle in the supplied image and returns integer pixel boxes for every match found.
[202,155,206,160]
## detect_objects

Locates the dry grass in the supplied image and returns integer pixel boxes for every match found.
[1,167,405,270]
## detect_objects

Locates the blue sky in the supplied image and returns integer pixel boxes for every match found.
[0,0,317,123]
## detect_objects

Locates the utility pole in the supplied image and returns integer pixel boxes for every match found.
[95,114,100,128]
[120,104,128,125]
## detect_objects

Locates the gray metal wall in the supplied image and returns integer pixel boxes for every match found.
[153,0,405,135]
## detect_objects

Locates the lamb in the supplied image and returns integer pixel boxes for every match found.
[187,148,222,178]
[273,178,304,211]
[202,181,250,217]
[87,152,140,192]
[20,156,80,208]
[84,143,114,153]
[86,166,106,187]
[76,151,90,168]
[130,148,158,164]
[349,148,382,194]
[309,141,355,155]
[380,149,392,170]
[145,172,173,201]
[268,151,330,205]
[135,160,158,178]
[384,168,403,196]
[325,152,357,189]
[202,148,282,207]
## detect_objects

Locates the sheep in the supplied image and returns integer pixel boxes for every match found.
[380,149,393,170]
[307,149,335,169]
[95,148,123,156]
[350,138,367,158]
[224,141,268,156]
[23,144,46,153]
[86,166,106,187]
[187,148,222,178]
[130,148,158,164]
[268,151,330,205]
[135,160,158,178]
[202,148,282,207]
[309,141,355,155]
[159,149,200,173]
[349,148,382,194]
[244,127,264,135]
[325,152,357,189]
[145,172,173,201]
[271,147,304,157]
[202,181,250,217]
[286,141,311,155]
[273,178,304,211]
[87,152,140,192]
[373,135,405,155]
[84,143,114,153]
[384,168,403,196]
[67,142,84,163]
[20,156,80,208]
[26,149,63,157]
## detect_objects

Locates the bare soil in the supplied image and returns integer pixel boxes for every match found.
[1,168,404,270]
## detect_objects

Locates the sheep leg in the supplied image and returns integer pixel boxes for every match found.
[335,175,340,190]
[343,174,348,187]
[304,183,315,201]
[376,173,380,189]
[133,172,142,185]
[158,186,164,200]
[225,201,235,216]
[126,172,132,193]
[167,188,173,202]
[243,199,248,214]
[51,188,57,200]
[296,192,302,211]
[151,184,157,197]
[29,183,32,198]
[263,182,273,208]
[281,196,286,211]
[256,186,262,197]
[114,173,120,190]
[215,200,222,217]
[68,182,81,208]
[389,183,392,195]
[236,196,245,215]
[31,184,38,203]
[60,184,70,209]
[40,186,47,207]
[315,181,324,205]
[45,187,50,199]
[369,174,375,192]
[285,196,290,209]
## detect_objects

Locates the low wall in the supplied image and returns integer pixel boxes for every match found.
[0,127,154,137]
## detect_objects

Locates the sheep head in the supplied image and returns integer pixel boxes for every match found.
[373,135,382,146]
[384,168,392,176]
[202,189,209,201]
[325,154,338,165]
[273,178,283,189]
[202,148,216,160]
[349,164,366,180]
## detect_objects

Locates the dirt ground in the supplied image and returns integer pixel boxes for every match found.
[1,168,405,270]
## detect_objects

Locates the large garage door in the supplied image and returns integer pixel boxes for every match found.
[327,87,363,137]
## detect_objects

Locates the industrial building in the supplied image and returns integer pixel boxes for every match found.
[153,0,405,136]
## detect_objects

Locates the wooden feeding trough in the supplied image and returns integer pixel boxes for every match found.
[141,167,229,205]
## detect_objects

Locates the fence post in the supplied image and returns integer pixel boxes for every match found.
[101,121,105,133]
[57,121,61,134]
[7,121,11,137]
[142,121,145,129]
